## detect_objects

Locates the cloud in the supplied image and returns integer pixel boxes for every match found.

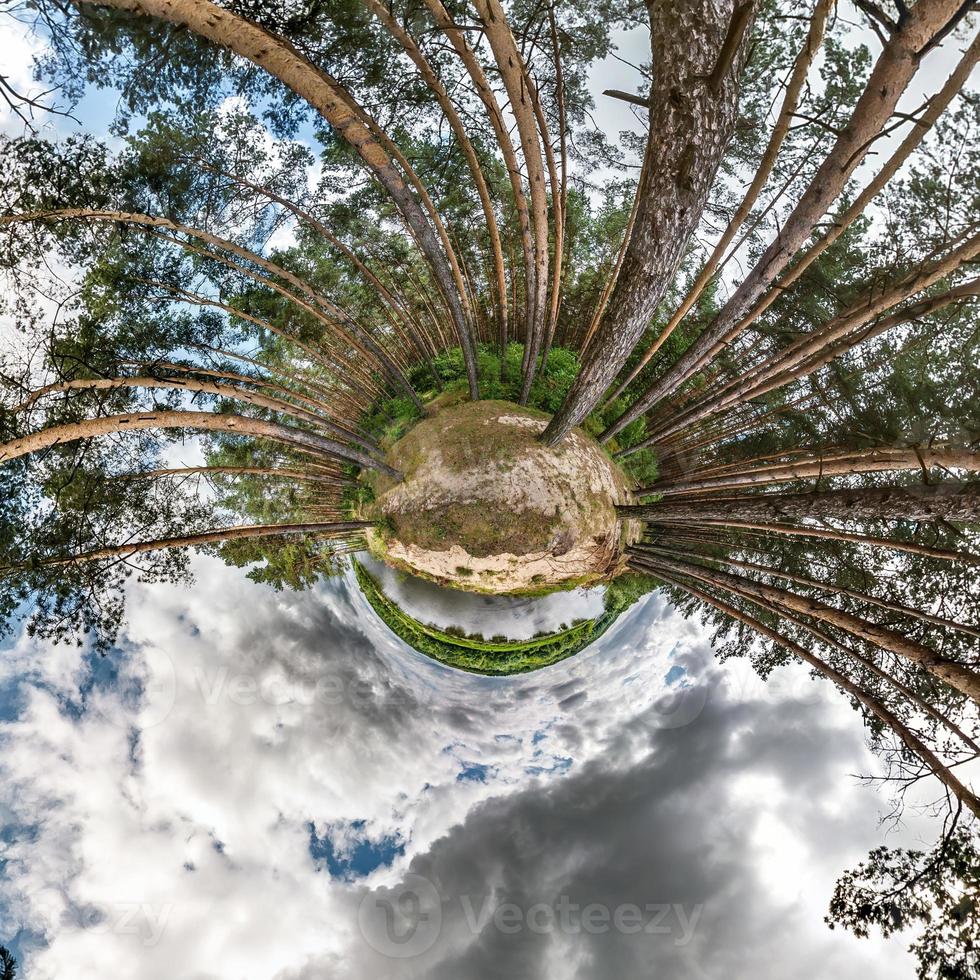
[0,555,920,978]
[293,691,918,980]
[0,22,48,137]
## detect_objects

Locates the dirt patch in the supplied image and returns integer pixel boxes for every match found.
[367,400,636,594]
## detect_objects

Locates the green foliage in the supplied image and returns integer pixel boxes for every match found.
[0,945,16,980]
[603,571,661,615]
[217,535,346,591]
[827,829,980,980]
[0,452,208,651]
[526,347,582,413]
[619,447,658,486]
[354,559,646,675]
[399,341,659,484]
[424,342,581,411]
[361,394,424,445]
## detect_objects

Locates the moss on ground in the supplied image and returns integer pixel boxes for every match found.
[374,400,567,558]
[367,397,630,588]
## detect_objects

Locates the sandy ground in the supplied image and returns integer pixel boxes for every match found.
[370,401,635,594]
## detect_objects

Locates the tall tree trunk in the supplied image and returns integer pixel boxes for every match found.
[718,25,980,340]
[28,521,375,566]
[604,0,968,437]
[643,446,980,496]
[630,547,979,750]
[634,551,980,703]
[361,0,510,365]
[540,0,753,446]
[142,282,384,407]
[114,465,356,486]
[0,410,402,478]
[158,231,408,402]
[660,517,980,565]
[631,540,980,639]
[542,3,569,364]
[76,0,479,398]
[621,482,980,524]
[631,252,980,451]
[200,163,443,382]
[326,74,479,379]
[643,561,980,818]
[4,207,422,408]
[422,0,536,370]
[607,0,836,404]
[13,374,382,453]
[470,0,550,402]
[114,357,379,451]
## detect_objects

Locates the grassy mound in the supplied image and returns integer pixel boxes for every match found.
[354,559,659,676]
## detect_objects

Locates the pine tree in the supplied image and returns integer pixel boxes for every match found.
[1,3,979,900]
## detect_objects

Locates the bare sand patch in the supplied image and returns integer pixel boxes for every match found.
[367,400,636,594]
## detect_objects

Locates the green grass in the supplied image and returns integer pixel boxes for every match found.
[361,342,659,489]
[354,559,659,675]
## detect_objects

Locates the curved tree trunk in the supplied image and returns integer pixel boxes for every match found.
[324,73,479,387]
[422,0,535,361]
[113,357,379,451]
[631,249,980,450]
[139,281,384,407]
[470,0,550,402]
[527,55,565,391]
[76,0,478,398]
[0,410,402,478]
[28,521,375,566]
[114,465,356,486]
[621,482,980,524]
[631,547,979,750]
[543,3,569,363]
[631,540,980,639]
[724,25,980,338]
[199,164,443,379]
[541,0,753,445]
[643,446,980,496]
[13,374,382,454]
[362,0,509,360]
[158,231,406,401]
[158,232,412,404]
[657,517,980,565]
[635,551,980,703]
[4,207,420,407]
[642,561,980,818]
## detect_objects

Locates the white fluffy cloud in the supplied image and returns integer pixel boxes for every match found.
[0,21,48,137]
[0,554,927,978]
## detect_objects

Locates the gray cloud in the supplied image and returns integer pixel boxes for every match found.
[0,557,922,979]
[306,690,916,980]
